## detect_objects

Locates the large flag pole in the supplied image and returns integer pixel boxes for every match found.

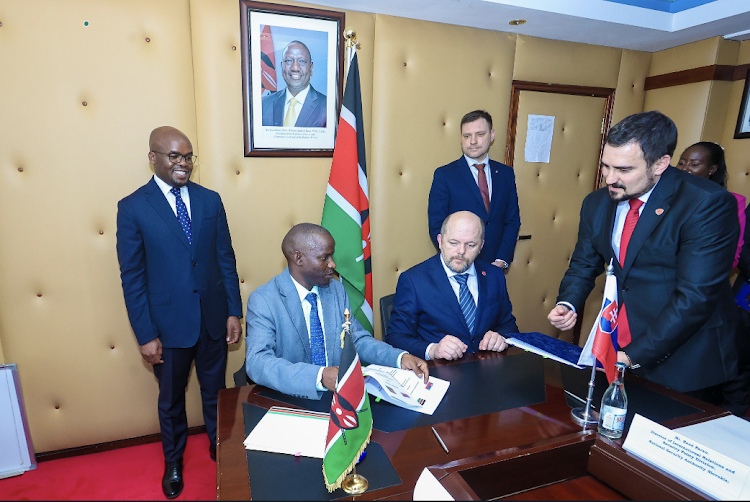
[321,29,374,335]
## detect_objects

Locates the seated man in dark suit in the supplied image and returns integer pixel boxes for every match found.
[261,40,327,128]
[386,211,519,360]
[245,223,427,399]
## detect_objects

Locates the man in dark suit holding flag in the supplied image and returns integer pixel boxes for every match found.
[548,111,744,411]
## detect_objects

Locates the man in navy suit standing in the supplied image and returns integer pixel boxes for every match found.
[261,40,327,128]
[387,211,518,360]
[116,126,242,499]
[428,110,521,268]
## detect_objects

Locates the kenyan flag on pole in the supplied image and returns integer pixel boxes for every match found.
[322,329,372,491]
[321,52,374,334]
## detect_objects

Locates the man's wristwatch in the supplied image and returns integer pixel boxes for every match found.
[624,352,640,369]
[496,260,509,269]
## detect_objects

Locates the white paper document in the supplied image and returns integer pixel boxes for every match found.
[524,114,555,163]
[413,468,455,501]
[243,406,329,458]
[362,365,449,415]
[623,414,750,500]
[676,415,750,471]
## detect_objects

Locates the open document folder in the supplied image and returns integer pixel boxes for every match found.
[243,407,329,458]
[362,365,449,415]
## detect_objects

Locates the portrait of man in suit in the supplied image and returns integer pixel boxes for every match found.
[244,223,427,400]
[386,211,519,361]
[261,40,327,128]
[116,126,243,498]
[548,111,744,411]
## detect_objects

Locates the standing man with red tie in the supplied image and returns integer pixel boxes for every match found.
[548,111,744,411]
[428,110,521,269]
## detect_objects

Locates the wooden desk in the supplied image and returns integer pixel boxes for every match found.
[216,351,726,500]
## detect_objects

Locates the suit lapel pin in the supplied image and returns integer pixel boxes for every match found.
[482,271,486,276]
[655,208,664,215]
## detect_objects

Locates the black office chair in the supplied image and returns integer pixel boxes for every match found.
[379,293,395,340]
[232,359,254,387]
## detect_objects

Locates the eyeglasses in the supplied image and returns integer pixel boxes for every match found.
[151,151,197,164]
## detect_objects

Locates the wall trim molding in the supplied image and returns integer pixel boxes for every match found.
[644,63,750,91]
[36,425,207,462]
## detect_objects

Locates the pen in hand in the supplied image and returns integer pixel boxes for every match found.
[431,426,449,454]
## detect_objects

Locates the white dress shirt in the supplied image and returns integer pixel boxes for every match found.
[289,275,329,391]
[464,154,493,199]
[283,86,310,126]
[425,255,479,359]
[558,181,659,314]
[153,175,191,218]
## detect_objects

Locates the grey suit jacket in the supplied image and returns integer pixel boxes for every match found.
[245,268,404,399]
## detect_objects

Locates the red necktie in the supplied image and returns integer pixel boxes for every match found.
[476,163,490,212]
[617,198,643,346]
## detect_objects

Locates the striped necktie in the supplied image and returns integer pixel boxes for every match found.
[453,274,476,334]
[305,292,326,366]
[284,97,299,127]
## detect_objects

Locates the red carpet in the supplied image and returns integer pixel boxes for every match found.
[1,433,215,501]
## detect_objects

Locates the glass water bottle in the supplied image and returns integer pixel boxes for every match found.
[598,362,628,439]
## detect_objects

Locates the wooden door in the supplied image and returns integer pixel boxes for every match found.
[505,86,612,343]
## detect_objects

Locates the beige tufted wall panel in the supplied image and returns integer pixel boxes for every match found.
[368,15,516,338]
[0,0,199,452]
[508,91,607,341]
[513,36,621,89]
[611,50,652,125]
[643,82,712,160]
[648,37,722,76]
[1,0,660,453]
[721,40,750,200]
[188,0,376,377]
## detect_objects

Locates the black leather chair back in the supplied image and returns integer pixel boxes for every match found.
[379,294,395,340]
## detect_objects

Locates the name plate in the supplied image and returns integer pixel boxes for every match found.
[623,414,750,500]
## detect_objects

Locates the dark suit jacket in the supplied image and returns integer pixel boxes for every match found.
[116,178,242,348]
[557,166,740,392]
[261,85,327,128]
[428,157,521,264]
[386,255,519,358]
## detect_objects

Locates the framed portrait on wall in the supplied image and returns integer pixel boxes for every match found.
[735,69,750,139]
[240,1,344,156]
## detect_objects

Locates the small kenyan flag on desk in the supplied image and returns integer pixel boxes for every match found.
[322,329,372,492]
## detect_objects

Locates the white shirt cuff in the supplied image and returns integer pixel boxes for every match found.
[425,343,436,361]
[315,366,326,392]
[556,301,576,314]
[397,351,406,368]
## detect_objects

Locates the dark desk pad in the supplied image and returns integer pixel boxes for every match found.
[258,352,547,433]
[243,403,401,500]
[560,364,701,432]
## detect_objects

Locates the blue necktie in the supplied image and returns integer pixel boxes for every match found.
[454,274,476,334]
[305,292,327,366]
[170,187,192,244]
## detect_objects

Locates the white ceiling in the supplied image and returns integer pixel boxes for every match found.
[300,0,750,52]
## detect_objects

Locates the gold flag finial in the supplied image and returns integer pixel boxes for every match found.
[340,308,352,348]
[344,29,360,50]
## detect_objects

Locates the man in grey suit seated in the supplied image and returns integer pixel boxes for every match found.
[245,223,428,399]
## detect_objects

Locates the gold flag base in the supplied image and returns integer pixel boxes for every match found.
[341,468,369,495]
